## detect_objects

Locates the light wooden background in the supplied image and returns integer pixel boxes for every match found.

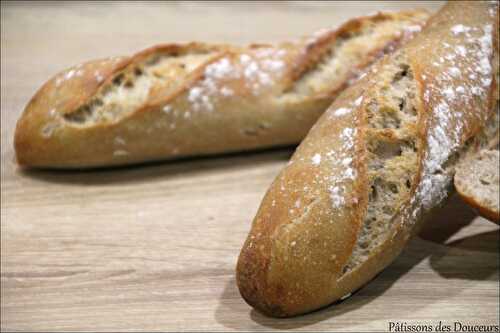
[1,1,498,332]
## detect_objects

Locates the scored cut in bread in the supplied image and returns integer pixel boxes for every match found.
[455,149,500,223]
[236,1,499,317]
[14,10,429,168]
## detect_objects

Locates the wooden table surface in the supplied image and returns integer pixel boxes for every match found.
[1,1,498,332]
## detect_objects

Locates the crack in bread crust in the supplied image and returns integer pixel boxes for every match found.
[341,56,420,275]
[63,50,220,125]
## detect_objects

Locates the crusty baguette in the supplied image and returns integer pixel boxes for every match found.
[14,11,429,168]
[237,1,499,317]
[455,149,500,223]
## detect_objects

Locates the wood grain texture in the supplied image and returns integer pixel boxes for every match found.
[1,1,498,331]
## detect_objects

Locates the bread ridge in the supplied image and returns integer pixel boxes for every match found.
[236,1,499,317]
[14,10,429,168]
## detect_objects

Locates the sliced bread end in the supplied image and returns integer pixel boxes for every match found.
[454,149,500,224]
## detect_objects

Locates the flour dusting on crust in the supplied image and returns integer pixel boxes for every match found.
[409,20,495,221]
[184,49,286,117]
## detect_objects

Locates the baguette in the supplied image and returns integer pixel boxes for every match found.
[237,1,499,317]
[14,11,429,168]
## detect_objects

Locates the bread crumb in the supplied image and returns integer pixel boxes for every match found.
[65,69,76,80]
[404,25,421,33]
[311,153,322,165]
[471,86,483,95]
[162,105,172,113]
[94,70,104,82]
[261,59,285,72]
[342,157,352,166]
[344,168,356,179]
[450,24,471,35]
[340,293,352,300]
[448,67,461,77]
[456,45,467,57]
[353,96,363,106]
[333,107,351,117]
[188,87,202,103]
[113,149,129,156]
[114,136,126,145]
[240,54,251,65]
[443,87,455,101]
[205,58,233,79]
[41,123,58,138]
[220,86,233,97]
[329,186,345,208]
[244,62,259,80]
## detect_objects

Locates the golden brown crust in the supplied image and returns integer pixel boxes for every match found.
[458,193,500,223]
[237,1,499,317]
[14,11,429,169]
